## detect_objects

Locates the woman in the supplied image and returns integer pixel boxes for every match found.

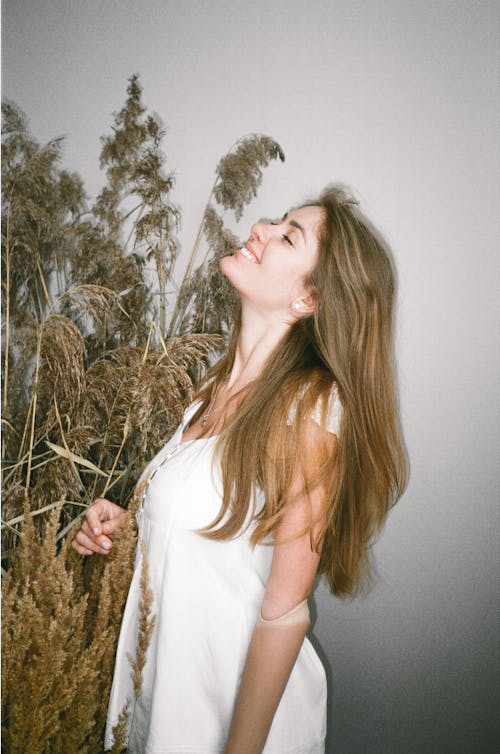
[72,186,407,753]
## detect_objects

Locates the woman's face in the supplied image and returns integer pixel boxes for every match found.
[220,205,324,319]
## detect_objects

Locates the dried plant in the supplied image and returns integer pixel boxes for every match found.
[1,500,137,753]
[1,75,284,752]
[94,74,179,340]
[109,708,130,754]
[127,542,156,726]
[169,135,284,336]
[213,134,285,221]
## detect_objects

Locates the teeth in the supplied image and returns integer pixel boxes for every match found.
[239,246,258,263]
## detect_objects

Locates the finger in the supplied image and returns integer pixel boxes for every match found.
[82,514,120,550]
[80,519,93,537]
[75,529,112,555]
[101,514,126,536]
[79,520,110,548]
[71,538,95,556]
[85,499,108,536]
[74,529,103,553]
[73,544,94,556]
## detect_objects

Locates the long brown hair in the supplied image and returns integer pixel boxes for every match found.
[191,186,408,597]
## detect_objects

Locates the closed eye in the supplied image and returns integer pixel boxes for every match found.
[268,217,293,245]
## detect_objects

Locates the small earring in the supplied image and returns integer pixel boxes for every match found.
[292,301,303,312]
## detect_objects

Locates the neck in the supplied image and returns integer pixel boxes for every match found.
[227,301,291,389]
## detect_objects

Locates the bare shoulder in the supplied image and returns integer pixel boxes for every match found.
[287,380,342,438]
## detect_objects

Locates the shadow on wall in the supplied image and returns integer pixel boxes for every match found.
[311,579,499,754]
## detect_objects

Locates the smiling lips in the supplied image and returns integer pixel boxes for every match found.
[238,246,260,264]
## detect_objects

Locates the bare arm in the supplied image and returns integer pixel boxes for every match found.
[224,425,337,754]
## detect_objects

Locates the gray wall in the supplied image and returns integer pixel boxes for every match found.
[3,1,499,751]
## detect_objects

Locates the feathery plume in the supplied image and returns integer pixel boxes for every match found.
[2,77,284,752]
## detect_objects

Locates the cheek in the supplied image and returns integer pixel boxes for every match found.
[274,259,313,295]
[261,266,311,308]
[219,254,311,306]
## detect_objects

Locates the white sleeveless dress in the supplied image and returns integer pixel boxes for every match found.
[105,390,341,754]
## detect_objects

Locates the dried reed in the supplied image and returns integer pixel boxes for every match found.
[1,500,136,753]
[1,76,284,751]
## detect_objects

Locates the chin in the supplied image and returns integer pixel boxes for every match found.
[220,254,256,301]
[219,255,237,285]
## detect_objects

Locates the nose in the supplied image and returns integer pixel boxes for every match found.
[250,221,271,244]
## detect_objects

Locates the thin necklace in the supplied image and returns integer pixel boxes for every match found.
[201,396,217,428]
[201,380,227,428]
[200,378,248,429]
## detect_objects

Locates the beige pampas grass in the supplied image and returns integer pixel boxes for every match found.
[2,77,284,751]
[128,542,156,715]
[1,499,136,752]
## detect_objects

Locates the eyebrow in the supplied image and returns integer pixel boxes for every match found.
[282,213,307,244]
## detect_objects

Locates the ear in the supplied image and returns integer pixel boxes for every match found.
[290,295,316,319]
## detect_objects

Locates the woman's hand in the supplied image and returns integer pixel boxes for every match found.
[71,498,127,556]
